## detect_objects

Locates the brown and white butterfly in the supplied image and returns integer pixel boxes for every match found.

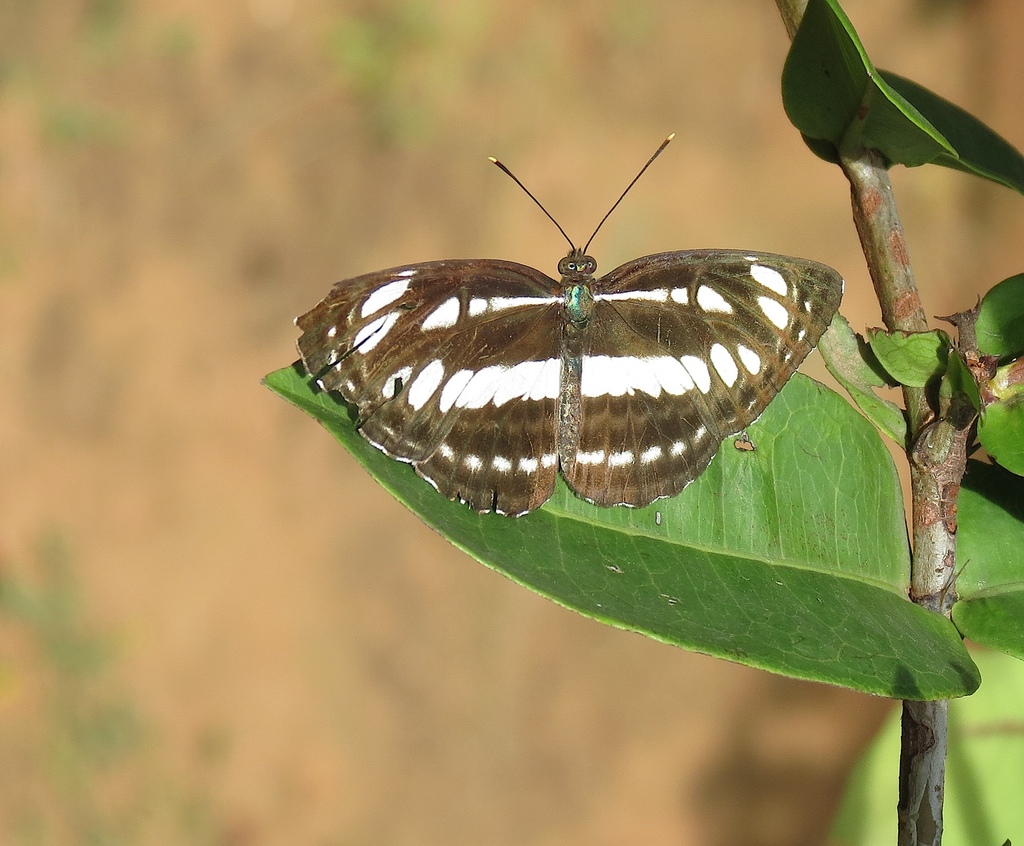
[296,137,842,515]
[296,245,842,516]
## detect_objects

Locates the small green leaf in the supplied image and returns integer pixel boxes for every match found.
[781,0,872,154]
[782,0,955,166]
[831,650,1024,846]
[267,364,979,699]
[881,73,1024,195]
[942,349,982,411]
[978,274,1024,357]
[978,396,1024,476]
[818,315,908,445]
[856,72,956,167]
[867,328,950,388]
[955,461,1024,658]
[783,0,1024,195]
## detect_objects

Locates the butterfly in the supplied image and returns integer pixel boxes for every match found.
[295,138,844,516]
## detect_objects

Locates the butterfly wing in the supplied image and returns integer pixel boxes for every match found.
[296,260,563,515]
[560,250,843,507]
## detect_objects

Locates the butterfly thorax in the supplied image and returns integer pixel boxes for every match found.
[558,249,597,327]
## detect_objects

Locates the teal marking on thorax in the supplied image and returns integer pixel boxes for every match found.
[565,284,595,326]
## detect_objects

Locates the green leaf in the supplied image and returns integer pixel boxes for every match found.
[867,328,950,388]
[977,274,1024,357]
[783,0,1024,194]
[955,593,1024,661]
[819,315,908,445]
[782,0,955,166]
[831,649,1024,846]
[978,396,1024,476]
[880,73,1024,195]
[856,72,955,167]
[943,350,982,412]
[978,357,1024,475]
[266,364,979,699]
[955,461,1024,659]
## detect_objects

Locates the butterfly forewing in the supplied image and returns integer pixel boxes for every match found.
[559,250,843,507]
[296,260,564,515]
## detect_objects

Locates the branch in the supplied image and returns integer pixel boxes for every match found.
[840,152,931,434]
[774,0,805,38]
[772,4,975,846]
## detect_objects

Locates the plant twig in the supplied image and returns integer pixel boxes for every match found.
[773,0,808,39]
[840,152,931,434]
[842,152,968,846]
[773,4,975,845]
[899,700,949,846]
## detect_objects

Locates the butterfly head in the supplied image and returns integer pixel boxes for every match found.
[558,248,597,326]
[557,248,598,282]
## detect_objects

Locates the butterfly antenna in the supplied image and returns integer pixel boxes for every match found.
[489,156,576,252]
[582,133,675,255]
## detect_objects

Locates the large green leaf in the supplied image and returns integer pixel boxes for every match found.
[955,461,1024,659]
[266,364,979,699]
[831,649,1024,846]
[783,0,1024,194]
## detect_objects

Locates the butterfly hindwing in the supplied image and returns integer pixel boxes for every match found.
[296,260,564,515]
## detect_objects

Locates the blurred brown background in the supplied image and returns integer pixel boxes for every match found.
[1,0,1022,843]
